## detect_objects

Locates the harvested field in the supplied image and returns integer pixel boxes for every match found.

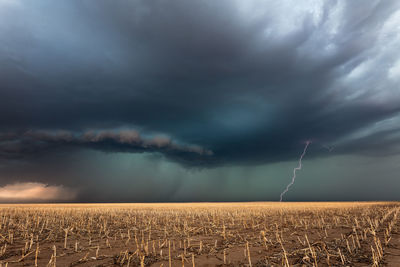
[0,202,399,266]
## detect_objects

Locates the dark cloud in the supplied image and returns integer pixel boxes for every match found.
[0,0,399,200]
[0,130,213,164]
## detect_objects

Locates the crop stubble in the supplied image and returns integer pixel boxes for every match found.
[0,202,399,266]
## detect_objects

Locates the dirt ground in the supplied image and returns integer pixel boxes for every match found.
[0,202,399,266]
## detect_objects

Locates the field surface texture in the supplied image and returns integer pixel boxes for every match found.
[0,202,399,266]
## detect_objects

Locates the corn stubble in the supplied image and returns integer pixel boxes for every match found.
[0,202,398,266]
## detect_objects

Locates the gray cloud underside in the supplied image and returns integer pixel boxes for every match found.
[0,130,213,165]
[1,0,400,166]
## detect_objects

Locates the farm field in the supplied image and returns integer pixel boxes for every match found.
[0,202,399,266]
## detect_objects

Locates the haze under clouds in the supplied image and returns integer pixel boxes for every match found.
[0,0,399,202]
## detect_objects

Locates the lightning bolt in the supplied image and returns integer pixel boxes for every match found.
[279,141,311,202]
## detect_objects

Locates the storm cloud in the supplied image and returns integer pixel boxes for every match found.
[0,0,399,201]
[0,129,212,163]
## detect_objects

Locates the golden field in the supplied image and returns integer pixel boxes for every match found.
[0,202,399,266]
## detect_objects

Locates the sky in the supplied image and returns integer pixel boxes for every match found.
[0,0,399,202]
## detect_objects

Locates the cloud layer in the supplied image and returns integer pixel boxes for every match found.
[0,129,212,164]
[0,182,76,202]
